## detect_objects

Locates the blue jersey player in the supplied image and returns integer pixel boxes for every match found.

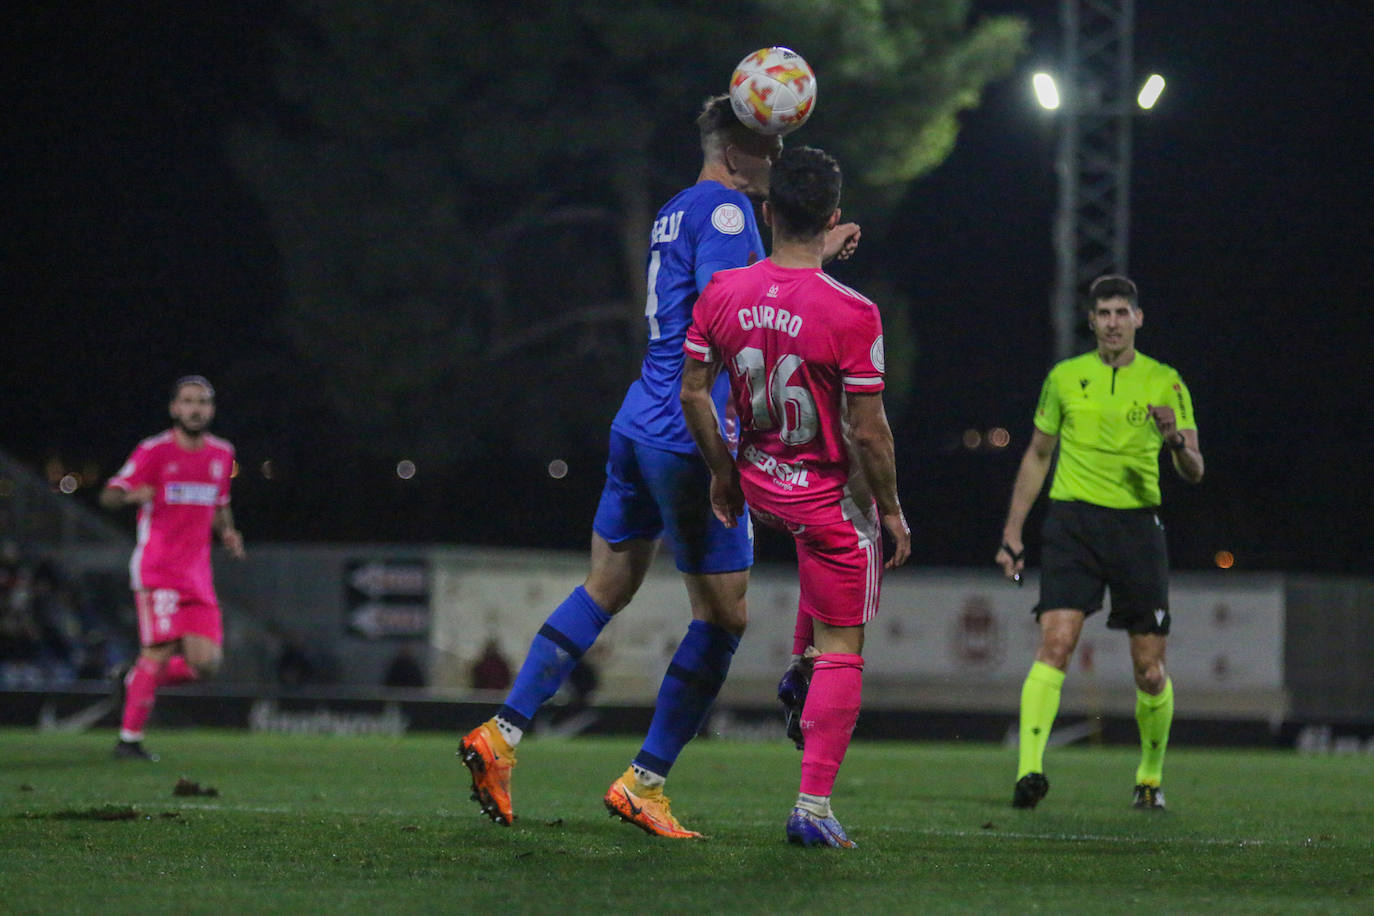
[461,95,860,837]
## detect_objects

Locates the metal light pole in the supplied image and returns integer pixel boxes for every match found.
[1048,0,1136,362]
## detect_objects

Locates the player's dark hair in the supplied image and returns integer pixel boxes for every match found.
[698,94,778,159]
[171,375,215,399]
[697,94,737,138]
[1088,274,1139,308]
[767,146,841,239]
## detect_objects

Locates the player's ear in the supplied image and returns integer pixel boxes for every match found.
[1134,307,1144,328]
[723,144,740,174]
[762,200,774,228]
[827,208,840,230]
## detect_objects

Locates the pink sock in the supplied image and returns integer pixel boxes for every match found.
[157,655,198,686]
[792,611,815,657]
[798,653,864,796]
[120,657,163,741]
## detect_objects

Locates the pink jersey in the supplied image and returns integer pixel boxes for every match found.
[685,258,884,525]
[107,431,235,602]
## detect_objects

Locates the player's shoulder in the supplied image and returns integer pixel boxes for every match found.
[1133,350,1180,376]
[699,259,764,303]
[812,270,876,308]
[682,181,753,233]
[682,179,748,208]
[203,433,236,455]
[1051,351,1098,377]
[135,430,176,452]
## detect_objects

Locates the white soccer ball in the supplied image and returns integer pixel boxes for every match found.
[729,47,817,136]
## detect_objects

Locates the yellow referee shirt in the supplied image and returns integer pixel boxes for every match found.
[1034,350,1197,509]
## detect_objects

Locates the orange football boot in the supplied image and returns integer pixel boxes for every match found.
[603,767,704,839]
[458,720,516,825]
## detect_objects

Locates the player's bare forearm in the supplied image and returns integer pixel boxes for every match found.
[1171,440,1204,483]
[681,358,744,525]
[214,506,247,559]
[1149,405,1204,484]
[99,485,152,511]
[845,392,909,566]
[1001,430,1056,544]
[680,360,734,478]
[996,429,1056,580]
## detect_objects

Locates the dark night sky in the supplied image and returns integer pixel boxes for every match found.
[2,2,1372,574]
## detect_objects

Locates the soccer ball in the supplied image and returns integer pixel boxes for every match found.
[729,47,817,136]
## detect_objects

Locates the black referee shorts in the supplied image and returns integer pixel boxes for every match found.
[1034,500,1171,635]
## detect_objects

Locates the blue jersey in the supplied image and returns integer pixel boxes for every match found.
[611,180,764,452]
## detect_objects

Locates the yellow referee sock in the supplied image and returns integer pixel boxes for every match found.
[1017,661,1065,778]
[1135,677,1174,786]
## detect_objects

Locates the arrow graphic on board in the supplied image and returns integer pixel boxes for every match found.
[348,562,428,598]
[348,602,430,639]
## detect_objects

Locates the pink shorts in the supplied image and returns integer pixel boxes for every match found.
[135,588,223,647]
[766,506,884,628]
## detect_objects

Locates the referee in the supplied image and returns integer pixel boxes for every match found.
[995,275,1204,811]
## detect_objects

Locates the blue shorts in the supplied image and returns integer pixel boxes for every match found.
[593,429,753,575]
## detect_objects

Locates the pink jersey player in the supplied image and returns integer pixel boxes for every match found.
[686,259,888,629]
[680,146,908,849]
[108,430,235,611]
[686,260,885,529]
[101,376,245,761]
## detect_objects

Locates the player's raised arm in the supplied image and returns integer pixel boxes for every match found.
[822,221,860,264]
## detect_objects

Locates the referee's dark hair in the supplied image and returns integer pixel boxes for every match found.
[1088,274,1139,308]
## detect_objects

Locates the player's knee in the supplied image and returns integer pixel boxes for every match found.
[716,616,747,638]
[583,578,639,615]
[1134,662,1166,694]
[701,597,748,637]
[190,652,223,679]
[1035,638,1075,670]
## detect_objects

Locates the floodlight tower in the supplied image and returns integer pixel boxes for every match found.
[1045,0,1137,361]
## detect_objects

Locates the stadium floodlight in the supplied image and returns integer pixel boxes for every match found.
[1032,72,1061,110]
[1137,73,1165,109]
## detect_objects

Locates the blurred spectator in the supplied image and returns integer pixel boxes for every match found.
[276,638,316,689]
[30,560,79,677]
[76,631,116,681]
[562,657,599,716]
[1,556,82,686]
[470,639,510,691]
[384,644,427,688]
[1,564,43,686]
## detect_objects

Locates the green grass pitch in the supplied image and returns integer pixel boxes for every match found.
[1,729,1371,913]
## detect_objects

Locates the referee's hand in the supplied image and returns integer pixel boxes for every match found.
[996,541,1025,584]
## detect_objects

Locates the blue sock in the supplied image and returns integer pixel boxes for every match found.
[633,620,740,777]
[499,586,611,728]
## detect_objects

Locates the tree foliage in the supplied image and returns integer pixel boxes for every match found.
[228,0,1025,468]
